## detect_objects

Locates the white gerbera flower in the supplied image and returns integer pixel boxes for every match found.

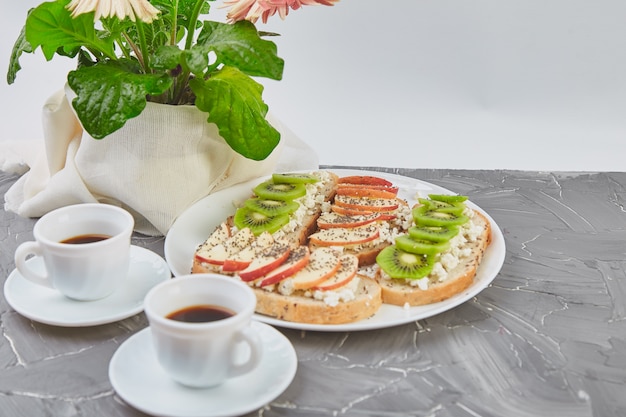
[67,0,160,23]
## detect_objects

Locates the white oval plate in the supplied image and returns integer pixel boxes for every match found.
[165,169,506,332]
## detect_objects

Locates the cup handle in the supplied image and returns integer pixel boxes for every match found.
[14,241,54,289]
[228,326,263,378]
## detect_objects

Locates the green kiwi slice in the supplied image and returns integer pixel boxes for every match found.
[395,235,450,255]
[233,207,289,235]
[428,194,468,203]
[408,225,459,243]
[412,205,468,227]
[376,246,434,280]
[272,173,318,184]
[245,198,299,216]
[254,180,306,201]
[418,198,465,215]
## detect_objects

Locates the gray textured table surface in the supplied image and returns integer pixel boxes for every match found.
[1,167,625,417]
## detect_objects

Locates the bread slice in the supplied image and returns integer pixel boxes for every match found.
[276,170,339,247]
[252,276,382,325]
[375,210,492,306]
[192,170,339,274]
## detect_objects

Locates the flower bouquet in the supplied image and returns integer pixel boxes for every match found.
[4,0,338,235]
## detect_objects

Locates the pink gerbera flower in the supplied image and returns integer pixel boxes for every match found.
[223,0,340,23]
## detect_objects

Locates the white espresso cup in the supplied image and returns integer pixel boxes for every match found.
[144,274,263,388]
[14,203,134,301]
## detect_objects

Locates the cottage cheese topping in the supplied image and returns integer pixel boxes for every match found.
[259,275,359,307]
[312,277,360,306]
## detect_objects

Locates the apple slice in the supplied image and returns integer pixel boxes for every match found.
[258,246,310,287]
[222,231,274,272]
[193,222,231,263]
[195,228,254,265]
[238,243,291,282]
[308,224,380,246]
[291,247,341,290]
[334,195,400,212]
[338,175,393,187]
[317,212,395,229]
[338,183,399,194]
[312,254,359,291]
[204,222,231,246]
[336,186,398,199]
[331,205,376,216]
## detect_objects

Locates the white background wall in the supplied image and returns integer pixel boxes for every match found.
[2,0,625,171]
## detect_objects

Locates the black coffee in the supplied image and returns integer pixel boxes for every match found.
[166,305,235,323]
[61,234,111,244]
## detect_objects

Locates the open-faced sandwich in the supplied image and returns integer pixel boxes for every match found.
[191,170,492,324]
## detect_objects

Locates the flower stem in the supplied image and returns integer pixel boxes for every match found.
[185,0,206,50]
[171,0,205,104]
[170,0,179,45]
[135,15,150,72]
[122,32,144,69]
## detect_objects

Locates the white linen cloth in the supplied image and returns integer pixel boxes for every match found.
[1,90,319,236]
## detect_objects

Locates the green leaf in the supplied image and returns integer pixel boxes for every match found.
[7,25,32,84]
[190,66,280,161]
[184,45,210,75]
[152,45,184,70]
[67,61,173,139]
[25,0,115,61]
[197,20,284,80]
[151,45,208,76]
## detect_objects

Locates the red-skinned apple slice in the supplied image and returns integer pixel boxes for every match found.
[312,254,359,291]
[331,205,377,216]
[193,222,231,264]
[338,175,393,187]
[336,186,398,199]
[195,228,254,265]
[291,247,341,290]
[238,243,290,282]
[222,232,274,272]
[317,212,395,229]
[334,195,400,212]
[258,246,310,287]
[309,224,380,246]
[337,183,399,194]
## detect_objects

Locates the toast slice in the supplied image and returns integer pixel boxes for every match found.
[192,170,339,274]
[375,209,492,306]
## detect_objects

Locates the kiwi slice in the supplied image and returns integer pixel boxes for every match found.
[245,198,299,216]
[428,194,468,203]
[376,246,434,280]
[395,235,450,255]
[418,198,465,215]
[408,225,459,243]
[254,180,306,201]
[272,173,318,184]
[412,206,468,227]
[233,207,289,235]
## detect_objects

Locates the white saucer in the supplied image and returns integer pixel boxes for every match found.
[3,245,171,327]
[109,322,297,417]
